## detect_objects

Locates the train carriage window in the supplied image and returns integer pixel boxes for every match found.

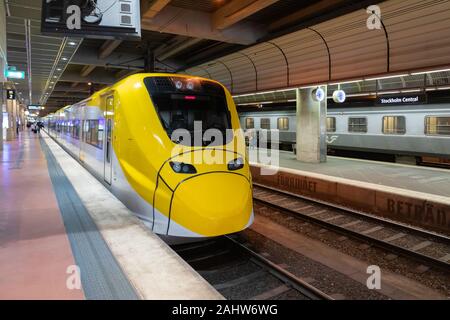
[90,120,99,147]
[277,117,289,130]
[260,118,271,130]
[245,118,254,129]
[383,116,406,135]
[327,117,336,133]
[348,117,367,133]
[83,120,90,143]
[73,120,80,140]
[425,117,450,135]
[84,120,104,149]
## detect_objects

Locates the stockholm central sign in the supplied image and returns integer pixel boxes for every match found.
[376,94,426,106]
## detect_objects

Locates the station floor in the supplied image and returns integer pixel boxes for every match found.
[0,133,84,299]
[0,132,222,300]
[254,149,450,198]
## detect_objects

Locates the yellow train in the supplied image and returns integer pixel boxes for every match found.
[44,73,254,241]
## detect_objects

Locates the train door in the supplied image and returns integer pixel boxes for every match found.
[78,104,86,162]
[104,95,114,185]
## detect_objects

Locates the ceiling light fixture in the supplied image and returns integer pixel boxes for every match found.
[329,79,363,86]
[411,68,450,76]
[365,74,409,81]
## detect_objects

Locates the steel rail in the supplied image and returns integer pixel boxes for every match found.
[225,236,333,300]
[253,184,450,272]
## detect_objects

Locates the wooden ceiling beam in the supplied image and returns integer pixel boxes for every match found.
[268,0,348,31]
[212,0,280,30]
[98,40,123,60]
[141,0,171,20]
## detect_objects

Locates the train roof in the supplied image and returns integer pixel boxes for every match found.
[45,73,224,117]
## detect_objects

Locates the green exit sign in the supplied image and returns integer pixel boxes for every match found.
[6,70,25,79]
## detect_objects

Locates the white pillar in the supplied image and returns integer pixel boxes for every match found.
[6,98,15,140]
[296,87,327,163]
[0,89,3,150]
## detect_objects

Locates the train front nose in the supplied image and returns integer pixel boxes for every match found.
[168,172,253,237]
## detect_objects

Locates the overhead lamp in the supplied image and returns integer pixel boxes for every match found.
[68,41,76,46]
[346,93,372,97]
[57,68,62,71]
[377,90,401,95]
[329,79,363,86]
[400,89,421,93]
[62,57,68,61]
[411,68,450,76]
[365,74,409,81]
[88,82,92,86]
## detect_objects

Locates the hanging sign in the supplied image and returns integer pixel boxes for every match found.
[376,94,427,106]
[332,90,346,103]
[312,88,325,102]
[6,89,16,100]
[41,0,141,40]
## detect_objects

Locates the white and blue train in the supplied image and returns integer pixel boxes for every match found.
[239,104,450,166]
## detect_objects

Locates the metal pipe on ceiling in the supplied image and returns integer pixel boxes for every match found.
[4,0,11,17]
[25,19,32,105]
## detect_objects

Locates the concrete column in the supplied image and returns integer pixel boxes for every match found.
[20,106,26,132]
[6,98,15,140]
[295,87,327,163]
[0,89,3,150]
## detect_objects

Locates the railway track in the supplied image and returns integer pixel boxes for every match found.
[171,236,332,300]
[252,183,450,272]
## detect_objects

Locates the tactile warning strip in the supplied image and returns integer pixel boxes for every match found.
[39,137,139,300]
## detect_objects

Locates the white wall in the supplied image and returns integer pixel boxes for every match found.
[0,0,6,82]
[0,0,6,148]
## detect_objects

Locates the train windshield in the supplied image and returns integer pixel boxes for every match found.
[144,77,232,146]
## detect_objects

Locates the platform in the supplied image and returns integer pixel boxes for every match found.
[250,149,450,235]
[0,132,223,300]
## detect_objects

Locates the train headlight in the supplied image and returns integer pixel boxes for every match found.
[175,81,183,90]
[170,161,197,174]
[228,157,244,171]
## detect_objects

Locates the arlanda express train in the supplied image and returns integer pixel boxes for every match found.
[239,105,450,166]
[44,74,254,240]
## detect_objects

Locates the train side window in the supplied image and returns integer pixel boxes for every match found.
[425,116,450,135]
[85,120,104,149]
[83,120,90,143]
[260,118,271,130]
[327,117,336,132]
[245,117,254,129]
[277,117,289,130]
[73,120,80,140]
[348,117,367,133]
[383,116,406,135]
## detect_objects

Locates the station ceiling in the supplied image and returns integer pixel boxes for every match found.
[11,0,450,117]
[4,0,377,115]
